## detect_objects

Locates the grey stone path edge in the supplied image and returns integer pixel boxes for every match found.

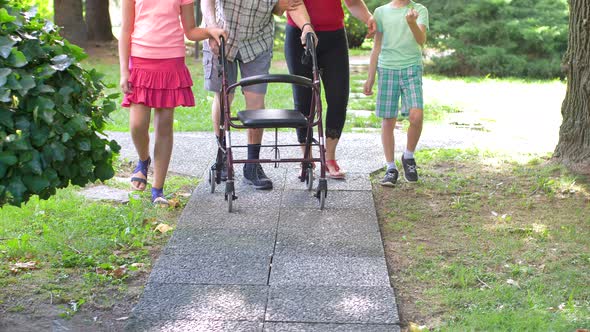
[111,130,457,332]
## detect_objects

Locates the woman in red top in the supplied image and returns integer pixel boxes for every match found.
[286,0,375,179]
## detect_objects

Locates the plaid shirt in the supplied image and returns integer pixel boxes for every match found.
[213,0,278,62]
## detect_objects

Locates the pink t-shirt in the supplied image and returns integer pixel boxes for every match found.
[131,0,194,59]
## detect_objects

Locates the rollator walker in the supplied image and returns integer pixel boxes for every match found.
[209,34,328,212]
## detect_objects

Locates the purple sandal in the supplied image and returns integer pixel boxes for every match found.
[130,157,151,191]
[151,187,169,206]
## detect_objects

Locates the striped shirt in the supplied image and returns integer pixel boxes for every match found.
[212,0,278,62]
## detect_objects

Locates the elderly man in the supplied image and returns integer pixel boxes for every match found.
[202,0,309,190]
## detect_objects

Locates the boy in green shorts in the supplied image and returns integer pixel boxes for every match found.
[364,0,429,185]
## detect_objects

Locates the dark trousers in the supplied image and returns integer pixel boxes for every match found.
[284,25,350,143]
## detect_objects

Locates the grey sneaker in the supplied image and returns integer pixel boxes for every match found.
[243,163,273,190]
[401,155,418,182]
[380,168,399,187]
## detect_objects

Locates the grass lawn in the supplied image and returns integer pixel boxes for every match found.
[0,162,197,330]
[374,149,590,331]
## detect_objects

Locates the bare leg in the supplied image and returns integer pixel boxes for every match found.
[382,118,397,163]
[153,108,174,189]
[326,137,339,161]
[406,108,423,152]
[130,103,152,190]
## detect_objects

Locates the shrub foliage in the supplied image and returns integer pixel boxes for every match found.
[0,1,120,207]
[365,0,568,79]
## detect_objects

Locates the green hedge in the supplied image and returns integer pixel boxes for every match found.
[0,1,120,207]
[365,0,568,79]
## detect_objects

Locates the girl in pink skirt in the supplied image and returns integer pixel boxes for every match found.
[119,0,225,205]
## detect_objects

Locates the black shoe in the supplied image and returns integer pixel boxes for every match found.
[401,155,418,182]
[243,163,273,190]
[379,168,399,187]
[220,153,228,181]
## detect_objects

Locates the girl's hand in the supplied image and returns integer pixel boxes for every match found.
[406,9,419,24]
[120,71,131,94]
[208,27,227,48]
[363,79,374,96]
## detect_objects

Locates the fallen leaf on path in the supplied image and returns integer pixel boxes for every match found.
[155,223,173,233]
[409,322,427,331]
[506,278,520,288]
[167,198,180,208]
[111,265,127,279]
[131,263,145,269]
[115,317,129,321]
[9,261,39,273]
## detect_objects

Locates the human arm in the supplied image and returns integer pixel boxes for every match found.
[273,0,303,16]
[180,4,227,43]
[363,32,382,96]
[118,0,134,94]
[285,2,316,45]
[343,0,376,37]
[406,9,427,46]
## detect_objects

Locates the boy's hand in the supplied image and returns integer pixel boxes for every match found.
[366,16,377,39]
[406,9,419,24]
[363,79,374,96]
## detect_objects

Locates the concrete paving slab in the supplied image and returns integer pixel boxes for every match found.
[127,320,263,332]
[265,286,398,324]
[280,190,375,210]
[269,256,390,287]
[131,284,268,322]
[263,323,400,332]
[175,207,280,230]
[164,228,276,256]
[148,253,271,285]
[275,209,383,257]
[284,170,372,192]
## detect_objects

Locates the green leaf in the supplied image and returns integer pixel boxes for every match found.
[40,109,55,124]
[17,74,36,96]
[30,124,50,147]
[23,174,50,193]
[0,8,16,24]
[0,164,7,178]
[20,39,46,60]
[7,176,26,204]
[0,36,17,59]
[94,161,115,181]
[36,84,55,93]
[37,64,56,78]
[64,40,87,61]
[0,88,10,103]
[24,150,43,175]
[50,54,73,71]
[8,48,28,68]
[77,138,91,151]
[0,152,18,165]
[0,109,14,129]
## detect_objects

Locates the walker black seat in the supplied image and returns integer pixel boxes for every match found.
[237,109,308,128]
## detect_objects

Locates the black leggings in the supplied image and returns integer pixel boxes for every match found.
[284,25,350,143]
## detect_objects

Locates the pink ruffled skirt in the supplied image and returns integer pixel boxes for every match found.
[122,57,195,108]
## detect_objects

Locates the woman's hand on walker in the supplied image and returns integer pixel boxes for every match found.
[300,24,317,47]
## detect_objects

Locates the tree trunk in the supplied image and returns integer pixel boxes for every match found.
[554,0,590,167]
[86,0,114,42]
[53,0,87,46]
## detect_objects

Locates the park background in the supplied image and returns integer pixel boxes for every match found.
[1,0,588,331]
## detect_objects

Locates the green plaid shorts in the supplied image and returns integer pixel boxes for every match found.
[376,65,424,118]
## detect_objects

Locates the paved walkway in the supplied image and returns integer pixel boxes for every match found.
[107,126,528,331]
